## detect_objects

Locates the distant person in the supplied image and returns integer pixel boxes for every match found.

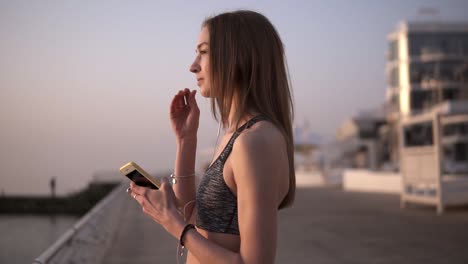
[50,177,56,198]
[128,10,295,263]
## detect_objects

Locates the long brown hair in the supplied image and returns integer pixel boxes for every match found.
[203,10,295,208]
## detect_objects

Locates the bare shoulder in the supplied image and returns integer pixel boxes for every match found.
[231,120,290,207]
[230,120,290,206]
[230,120,288,177]
[234,120,286,154]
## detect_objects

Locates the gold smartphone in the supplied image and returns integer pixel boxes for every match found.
[119,161,160,189]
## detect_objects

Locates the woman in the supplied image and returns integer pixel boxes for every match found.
[129,10,295,263]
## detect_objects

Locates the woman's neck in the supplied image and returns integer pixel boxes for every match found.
[225,93,259,132]
[226,109,259,133]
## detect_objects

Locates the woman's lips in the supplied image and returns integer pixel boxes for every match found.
[197,78,204,85]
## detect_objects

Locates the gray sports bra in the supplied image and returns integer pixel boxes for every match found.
[195,115,266,235]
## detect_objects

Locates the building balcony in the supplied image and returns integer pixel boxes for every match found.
[416,52,468,62]
[410,80,468,90]
[442,134,468,145]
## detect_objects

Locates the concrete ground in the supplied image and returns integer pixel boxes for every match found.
[102,187,468,264]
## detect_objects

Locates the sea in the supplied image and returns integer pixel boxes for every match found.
[0,214,78,263]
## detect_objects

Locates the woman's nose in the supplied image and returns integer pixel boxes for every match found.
[190,58,200,73]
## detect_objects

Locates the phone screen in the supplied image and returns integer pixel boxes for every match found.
[126,169,158,189]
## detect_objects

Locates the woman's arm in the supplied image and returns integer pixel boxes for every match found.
[131,180,242,263]
[169,89,199,209]
[173,138,197,209]
[130,123,286,264]
[176,126,286,263]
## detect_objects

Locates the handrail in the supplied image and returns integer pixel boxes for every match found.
[33,182,124,264]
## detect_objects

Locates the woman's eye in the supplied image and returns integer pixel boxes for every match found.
[200,50,208,54]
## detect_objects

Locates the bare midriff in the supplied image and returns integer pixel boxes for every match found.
[186,227,240,264]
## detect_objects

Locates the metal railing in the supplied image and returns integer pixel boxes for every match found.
[33,183,125,264]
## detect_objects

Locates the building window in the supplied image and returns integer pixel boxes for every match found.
[443,122,468,136]
[410,61,468,84]
[455,143,468,161]
[454,62,468,82]
[410,90,437,111]
[388,40,399,61]
[409,33,468,57]
[410,62,433,84]
[404,122,434,147]
[443,89,459,100]
[388,66,399,87]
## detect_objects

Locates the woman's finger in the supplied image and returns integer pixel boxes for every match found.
[129,182,149,196]
[133,191,146,206]
[189,90,199,109]
[177,91,185,109]
[170,94,179,112]
[133,193,159,221]
[170,93,182,112]
[183,88,190,107]
[159,177,178,206]
[170,89,194,115]
[142,206,161,224]
[160,177,172,191]
[132,186,164,224]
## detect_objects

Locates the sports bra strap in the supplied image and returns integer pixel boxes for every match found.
[235,114,267,134]
[216,115,267,164]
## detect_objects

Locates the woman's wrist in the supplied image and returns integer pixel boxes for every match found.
[177,136,197,146]
[166,212,187,239]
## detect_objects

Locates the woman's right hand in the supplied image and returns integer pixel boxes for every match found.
[170,88,199,141]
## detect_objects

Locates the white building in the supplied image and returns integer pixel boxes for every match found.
[386,21,468,212]
[386,21,468,116]
[335,108,386,170]
[384,21,468,170]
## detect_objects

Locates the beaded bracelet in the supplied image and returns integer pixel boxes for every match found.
[170,173,195,184]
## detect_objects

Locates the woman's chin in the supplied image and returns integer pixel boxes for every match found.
[199,88,211,98]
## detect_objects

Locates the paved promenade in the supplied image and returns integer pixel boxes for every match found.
[102,187,468,264]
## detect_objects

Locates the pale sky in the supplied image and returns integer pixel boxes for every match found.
[1,0,467,195]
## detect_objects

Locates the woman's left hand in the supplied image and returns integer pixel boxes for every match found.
[129,178,184,238]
